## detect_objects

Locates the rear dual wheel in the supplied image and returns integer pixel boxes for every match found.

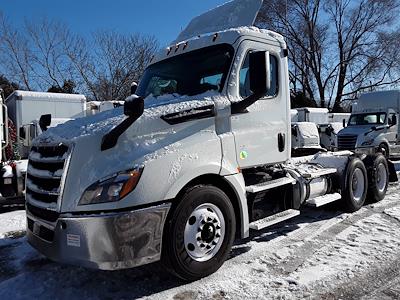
[365,154,389,203]
[341,157,368,212]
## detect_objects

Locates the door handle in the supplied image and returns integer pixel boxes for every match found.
[278,133,285,152]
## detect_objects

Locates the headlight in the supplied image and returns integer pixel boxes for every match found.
[361,138,374,146]
[79,168,143,205]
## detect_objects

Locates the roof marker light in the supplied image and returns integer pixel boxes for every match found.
[183,42,188,50]
[175,44,180,52]
[166,47,172,55]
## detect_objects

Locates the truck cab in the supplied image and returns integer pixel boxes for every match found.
[25,0,395,281]
[337,91,400,158]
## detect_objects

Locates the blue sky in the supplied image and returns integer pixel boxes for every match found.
[0,0,227,46]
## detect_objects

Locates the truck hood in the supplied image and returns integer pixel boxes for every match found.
[34,91,222,146]
[338,125,379,136]
[32,92,224,211]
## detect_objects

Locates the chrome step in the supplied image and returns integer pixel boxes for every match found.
[306,193,341,207]
[246,176,296,193]
[249,209,300,230]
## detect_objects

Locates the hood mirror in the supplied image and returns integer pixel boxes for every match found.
[131,82,138,95]
[39,114,52,132]
[101,95,145,151]
[124,95,144,118]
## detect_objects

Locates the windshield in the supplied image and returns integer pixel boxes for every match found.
[348,113,386,126]
[136,44,234,100]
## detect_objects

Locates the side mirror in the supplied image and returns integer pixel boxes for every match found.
[124,95,144,118]
[20,126,26,139]
[249,51,271,96]
[22,124,35,147]
[39,114,52,132]
[392,115,397,126]
[291,125,298,137]
[131,82,138,95]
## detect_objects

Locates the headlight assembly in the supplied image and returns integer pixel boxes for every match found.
[79,168,143,205]
[361,138,375,146]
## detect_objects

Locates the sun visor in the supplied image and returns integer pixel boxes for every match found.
[174,0,263,43]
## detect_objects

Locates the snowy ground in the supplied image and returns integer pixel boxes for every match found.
[1,178,400,299]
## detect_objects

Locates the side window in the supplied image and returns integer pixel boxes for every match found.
[239,52,278,98]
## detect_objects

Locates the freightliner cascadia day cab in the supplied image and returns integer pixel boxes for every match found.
[337,90,400,159]
[26,0,397,280]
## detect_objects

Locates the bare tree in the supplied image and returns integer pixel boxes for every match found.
[0,12,33,90]
[0,13,159,100]
[257,0,400,111]
[91,31,158,101]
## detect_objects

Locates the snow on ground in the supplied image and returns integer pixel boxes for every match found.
[0,210,26,240]
[0,179,400,299]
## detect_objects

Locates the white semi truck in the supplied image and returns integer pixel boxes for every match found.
[26,0,396,281]
[337,90,400,159]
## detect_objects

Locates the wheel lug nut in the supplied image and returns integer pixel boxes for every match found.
[216,225,221,230]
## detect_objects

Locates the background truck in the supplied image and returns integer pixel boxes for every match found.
[0,90,86,206]
[6,90,87,159]
[337,90,400,158]
[25,0,397,281]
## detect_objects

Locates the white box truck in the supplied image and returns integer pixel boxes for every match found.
[26,0,397,281]
[6,90,87,158]
[337,90,400,158]
[0,91,86,206]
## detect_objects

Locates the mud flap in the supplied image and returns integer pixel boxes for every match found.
[387,160,398,182]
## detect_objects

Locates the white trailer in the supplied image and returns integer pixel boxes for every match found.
[6,91,86,159]
[26,0,396,281]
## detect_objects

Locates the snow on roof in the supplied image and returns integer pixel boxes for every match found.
[9,90,86,102]
[174,0,263,43]
[296,107,329,113]
[154,26,284,65]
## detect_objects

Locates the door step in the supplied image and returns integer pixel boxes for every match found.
[249,209,300,230]
[306,193,341,207]
[246,176,296,193]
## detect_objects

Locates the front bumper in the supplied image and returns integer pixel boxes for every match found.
[26,203,171,270]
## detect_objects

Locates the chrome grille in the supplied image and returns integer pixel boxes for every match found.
[337,135,358,150]
[26,144,70,210]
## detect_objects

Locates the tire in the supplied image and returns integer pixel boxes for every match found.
[162,185,236,281]
[341,157,368,212]
[365,154,389,203]
[378,143,389,159]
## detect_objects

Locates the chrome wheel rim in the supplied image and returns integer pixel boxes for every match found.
[376,163,387,193]
[351,168,365,202]
[184,203,225,262]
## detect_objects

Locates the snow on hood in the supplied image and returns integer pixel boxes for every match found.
[338,125,381,136]
[34,91,222,145]
[174,0,263,43]
[294,122,319,139]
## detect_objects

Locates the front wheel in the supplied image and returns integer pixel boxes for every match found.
[162,185,236,281]
[341,157,368,212]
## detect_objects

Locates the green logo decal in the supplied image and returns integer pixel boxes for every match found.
[240,151,248,160]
